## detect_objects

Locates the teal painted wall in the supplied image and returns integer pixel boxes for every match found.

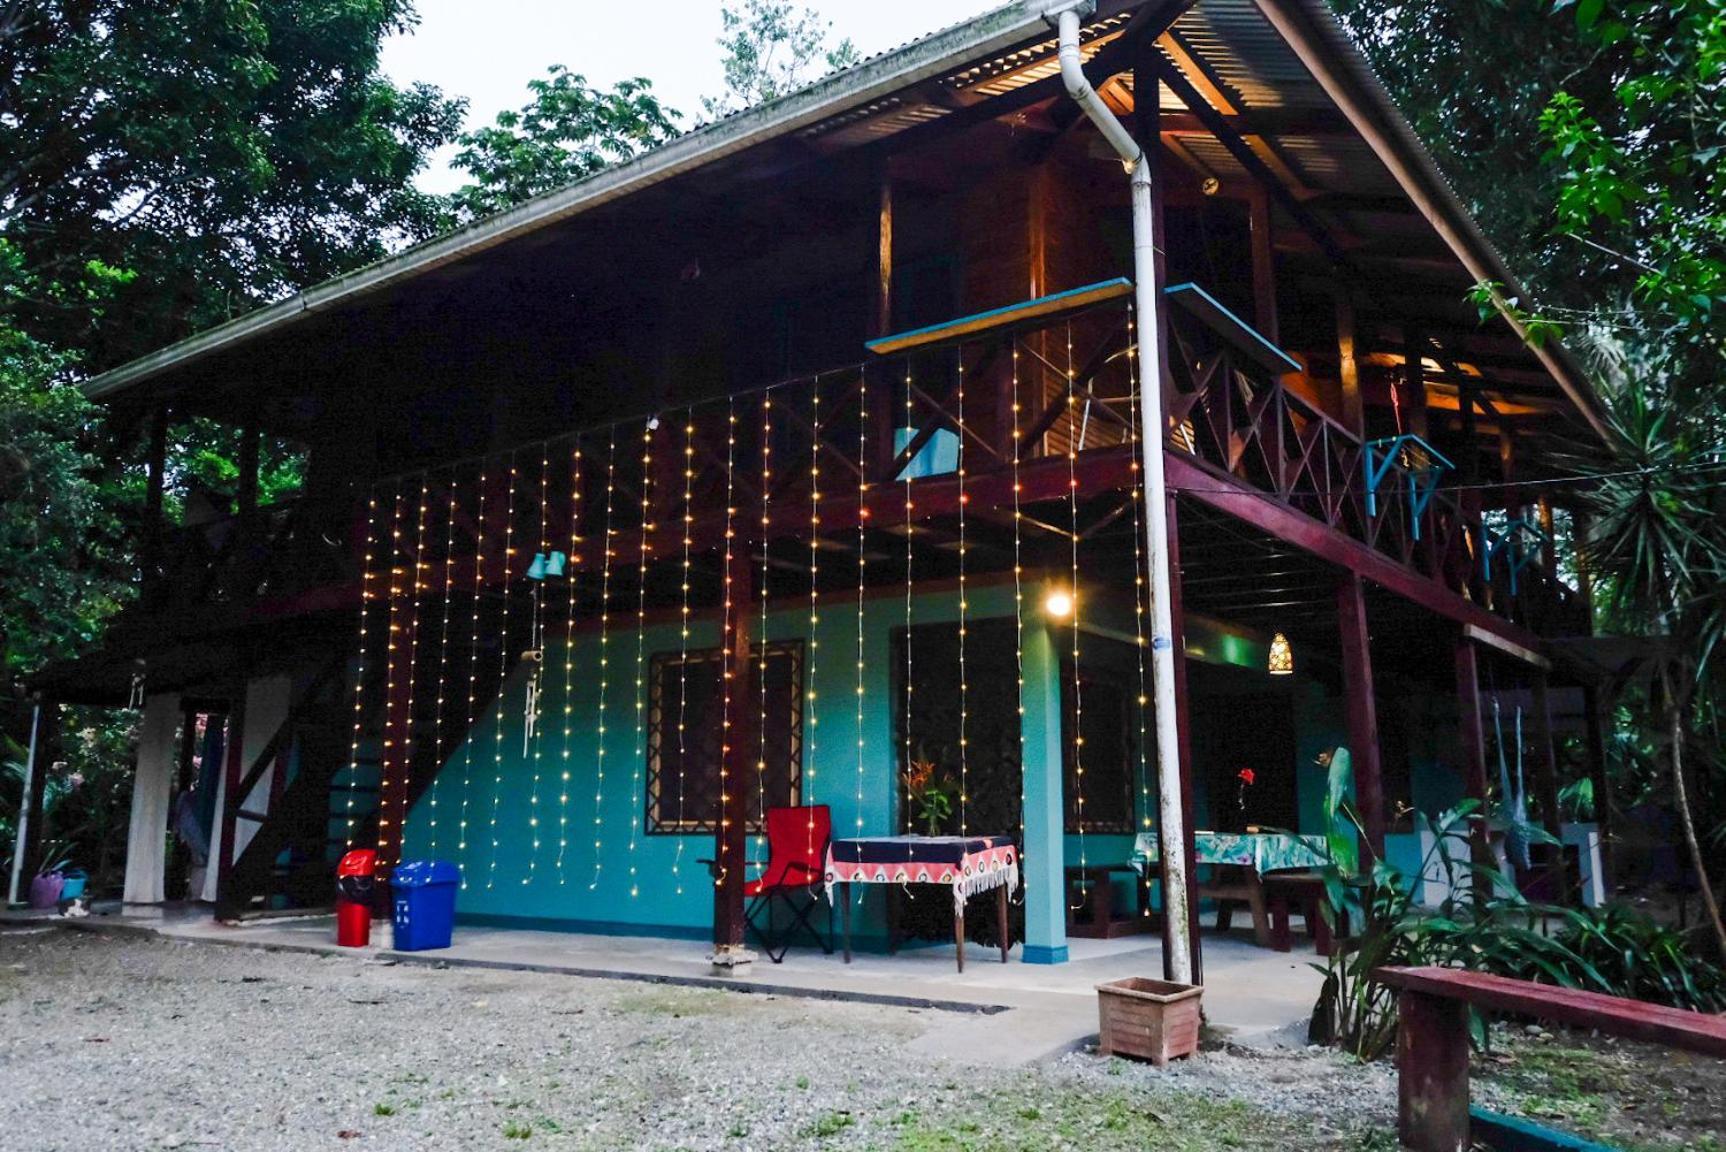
[399,581,1054,948]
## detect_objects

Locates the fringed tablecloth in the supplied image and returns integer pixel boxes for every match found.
[826,835,1019,912]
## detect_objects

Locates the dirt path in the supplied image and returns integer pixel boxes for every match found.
[2,926,1717,1150]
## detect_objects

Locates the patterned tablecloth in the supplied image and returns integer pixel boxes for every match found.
[826,835,1019,912]
[1133,830,1328,877]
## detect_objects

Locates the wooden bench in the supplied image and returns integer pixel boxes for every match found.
[1262,871,1346,954]
[1374,966,1726,1151]
[1064,864,1155,939]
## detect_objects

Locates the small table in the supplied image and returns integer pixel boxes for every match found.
[826,835,1019,973]
[1133,830,1329,950]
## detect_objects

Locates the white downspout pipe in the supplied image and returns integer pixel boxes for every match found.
[7,701,42,907]
[1046,0,1193,984]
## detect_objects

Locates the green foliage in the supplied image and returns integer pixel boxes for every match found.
[0,307,130,677]
[450,67,680,219]
[1310,766,1726,1061]
[0,1,466,371]
[701,0,860,120]
[0,2,461,683]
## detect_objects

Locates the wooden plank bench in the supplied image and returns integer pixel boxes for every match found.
[1374,966,1726,1151]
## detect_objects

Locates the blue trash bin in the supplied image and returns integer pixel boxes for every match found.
[391,860,460,951]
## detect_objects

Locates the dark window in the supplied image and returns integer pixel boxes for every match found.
[1063,667,1138,834]
[646,641,804,834]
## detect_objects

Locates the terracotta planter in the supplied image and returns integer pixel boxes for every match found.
[1096,977,1203,1065]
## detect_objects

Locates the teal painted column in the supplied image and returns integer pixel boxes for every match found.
[1020,621,1068,964]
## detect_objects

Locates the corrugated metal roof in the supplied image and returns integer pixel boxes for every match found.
[78,0,1602,436]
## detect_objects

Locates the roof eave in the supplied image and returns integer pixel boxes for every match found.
[1252,0,1612,446]
[84,1,1097,402]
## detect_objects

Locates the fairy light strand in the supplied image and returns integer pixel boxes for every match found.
[557,436,584,884]
[484,451,519,890]
[344,487,382,847]
[754,390,774,865]
[671,412,697,895]
[902,360,917,862]
[805,374,823,857]
[715,398,740,890]
[854,373,869,838]
[590,429,618,890]
[955,348,969,837]
[523,442,551,884]
[1125,304,1154,840]
[376,481,408,858]
[457,463,491,884]
[389,472,430,862]
[427,467,461,858]
[627,416,658,898]
[1065,321,1089,888]
[1010,344,1028,854]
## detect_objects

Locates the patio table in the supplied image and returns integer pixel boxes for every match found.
[1132,830,1330,950]
[826,835,1018,973]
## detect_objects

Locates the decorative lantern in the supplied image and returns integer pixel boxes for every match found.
[1267,632,1294,676]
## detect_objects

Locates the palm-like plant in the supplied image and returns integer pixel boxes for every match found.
[1584,385,1726,960]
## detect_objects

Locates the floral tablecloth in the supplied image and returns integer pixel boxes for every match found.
[1132,830,1328,877]
[825,835,1019,912]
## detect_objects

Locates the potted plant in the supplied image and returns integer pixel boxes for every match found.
[902,756,953,837]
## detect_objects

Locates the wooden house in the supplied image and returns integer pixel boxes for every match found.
[37,0,1611,976]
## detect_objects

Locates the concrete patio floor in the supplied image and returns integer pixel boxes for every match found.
[7,904,1326,1065]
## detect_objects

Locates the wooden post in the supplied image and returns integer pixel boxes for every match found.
[1131,39,1199,982]
[1396,989,1471,1152]
[713,550,755,950]
[1335,293,1363,437]
[1403,327,1429,440]
[143,405,169,588]
[1536,496,1557,572]
[1337,572,1385,858]
[1458,386,1479,486]
[874,171,893,340]
[1163,491,1203,985]
[214,687,248,913]
[1453,639,1495,897]
[1247,188,1278,345]
[1529,671,1567,898]
[15,699,55,898]
[1583,683,1614,891]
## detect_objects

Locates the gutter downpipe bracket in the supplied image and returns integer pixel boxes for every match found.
[1040,0,1194,985]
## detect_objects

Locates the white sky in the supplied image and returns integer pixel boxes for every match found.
[382,0,998,194]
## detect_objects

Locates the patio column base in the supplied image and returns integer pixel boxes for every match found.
[707,944,759,975]
[1022,944,1069,965]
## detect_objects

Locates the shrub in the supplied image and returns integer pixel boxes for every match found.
[1309,754,1725,1060]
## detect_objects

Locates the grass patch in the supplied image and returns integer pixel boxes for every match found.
[502,1119,532,1140]
[806,1111,855,1138]
[612,988,736,1018]
[886,1083,1378,1151]
[372,1102,396,1117]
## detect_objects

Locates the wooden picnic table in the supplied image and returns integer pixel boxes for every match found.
[1132,830,1330,950]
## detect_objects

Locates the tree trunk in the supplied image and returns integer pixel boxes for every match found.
[1664,669,1726,961]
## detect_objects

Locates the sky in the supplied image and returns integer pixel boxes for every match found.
[381,0,998,195]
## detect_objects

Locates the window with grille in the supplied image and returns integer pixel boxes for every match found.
[645,640,804,834]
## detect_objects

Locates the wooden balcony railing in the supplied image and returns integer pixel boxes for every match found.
[1162,285,1587,637]
[133,282,1585,640]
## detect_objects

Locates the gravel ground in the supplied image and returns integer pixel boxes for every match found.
[4,925,1709,1151]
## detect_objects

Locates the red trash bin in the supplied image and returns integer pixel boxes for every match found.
[335,849,377,947]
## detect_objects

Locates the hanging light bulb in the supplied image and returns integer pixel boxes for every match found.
[1043,586,1075,620]
[1268,632,1295,676]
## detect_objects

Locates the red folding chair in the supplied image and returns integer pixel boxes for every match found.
[746,805,833,963]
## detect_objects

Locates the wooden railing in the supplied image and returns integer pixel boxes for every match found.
[1161,290,1586,637]
[134,287,1585,640]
